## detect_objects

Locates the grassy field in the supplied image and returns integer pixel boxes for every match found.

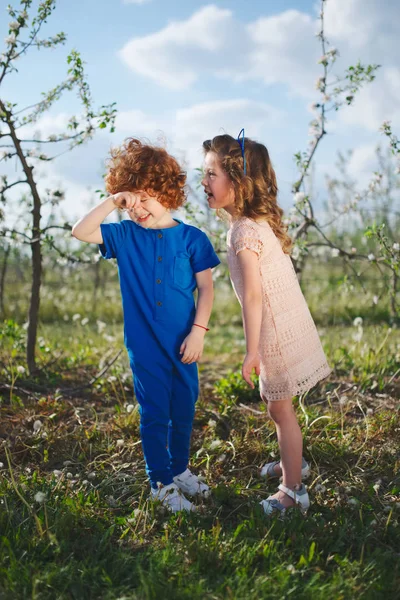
[0,267,399,599]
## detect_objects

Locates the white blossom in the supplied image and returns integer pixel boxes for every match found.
[331,248,340,258]
[116,439,124,448]
[16,365,25,374]
[5,33,16,45]
[72,313,81,321]
[81,317,89,326]
[33,420,42,432]
[314,483,326,493]
[287,565,296,574]
[393,243,399,252]
[9,21,20,31]
[368,253,375,261]
[209,439,222,450]
[294,192,305,205]
[291,245,300,260]
[347,497,359,506]
[353,317,363,327]
[373,295,379,305]
[34,491,47,504]
[326,48,338,58]
[96,320,106,333]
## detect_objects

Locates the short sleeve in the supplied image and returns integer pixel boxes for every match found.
[189,230,220,273]
[232,223,263,257]
[99,221,128,259]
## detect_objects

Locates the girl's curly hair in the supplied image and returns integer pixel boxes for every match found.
[105,138,187,209]
[203,134,292,254]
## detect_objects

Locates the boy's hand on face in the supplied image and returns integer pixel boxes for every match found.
[111,191,144,211]
[242,353,260,388]
[179,329,206,364]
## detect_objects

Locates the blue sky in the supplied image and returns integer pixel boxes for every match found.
[1,0,399,220]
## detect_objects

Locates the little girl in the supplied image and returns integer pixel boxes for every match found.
[72,138,220,513]
[202,133,331,516]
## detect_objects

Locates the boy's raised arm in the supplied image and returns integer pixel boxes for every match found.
[71,196,116,244]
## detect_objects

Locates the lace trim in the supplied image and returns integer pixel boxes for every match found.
[260,362,332,402]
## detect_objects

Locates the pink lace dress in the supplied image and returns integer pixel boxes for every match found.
[227,217,331,401]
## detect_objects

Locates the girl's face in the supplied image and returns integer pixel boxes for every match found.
[126,192,172,229]
[201,151,235,215]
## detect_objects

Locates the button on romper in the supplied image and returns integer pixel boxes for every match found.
[227,217,331,402]
[100,218,220,487]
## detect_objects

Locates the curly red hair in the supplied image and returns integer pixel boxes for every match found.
[105,138,187,209]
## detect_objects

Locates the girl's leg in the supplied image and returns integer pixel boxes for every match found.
[266,397,303,507]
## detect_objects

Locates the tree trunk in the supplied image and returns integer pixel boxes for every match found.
[1,99,43,374]
[390,270,399,319]
[0,243,11,318]
[27,223,42,374]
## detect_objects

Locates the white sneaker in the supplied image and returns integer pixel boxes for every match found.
[173,468,211,498]
[150,483,195,513]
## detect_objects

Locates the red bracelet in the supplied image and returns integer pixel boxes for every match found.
[193,323,210,332]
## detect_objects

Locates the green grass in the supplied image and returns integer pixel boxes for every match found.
[1,256,400,600]
[1,296,399,598]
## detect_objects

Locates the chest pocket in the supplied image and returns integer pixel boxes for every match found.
[173,256,193,289]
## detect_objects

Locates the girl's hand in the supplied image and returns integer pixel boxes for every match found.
[179,329,205,364]
[111,191,144,211]
[242,352,260,388]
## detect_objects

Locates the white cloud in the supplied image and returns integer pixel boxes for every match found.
[118,5,319,95]
[118,1,400,133]
[119,5,237,90]
[324,0,398,55]
[114,109,165,136]
[247,10,319,95]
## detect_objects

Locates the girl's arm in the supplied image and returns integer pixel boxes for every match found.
[71,191,141,243]
[180,268,214,364]
[237,249,262,386]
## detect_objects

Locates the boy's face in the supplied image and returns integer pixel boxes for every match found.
[126,192,170,229]
[201,152,235,215]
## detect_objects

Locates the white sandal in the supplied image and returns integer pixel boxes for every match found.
[260,457,310,480]
[260,483,310,517]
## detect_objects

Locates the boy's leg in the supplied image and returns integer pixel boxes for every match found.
[168,364,198,477]
[133,362,174,489]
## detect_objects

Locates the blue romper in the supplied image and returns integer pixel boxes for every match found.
[99,218,220,488]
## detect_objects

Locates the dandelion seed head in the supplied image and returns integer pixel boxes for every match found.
[34,491,47,504]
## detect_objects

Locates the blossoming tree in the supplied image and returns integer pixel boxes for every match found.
[0,0,117,373]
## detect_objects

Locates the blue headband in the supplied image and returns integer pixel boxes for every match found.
[237,128,247,175]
